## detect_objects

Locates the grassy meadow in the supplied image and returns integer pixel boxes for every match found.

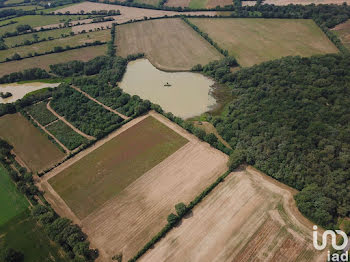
[0,45,107,77]
[189,18,339,66]
[0,113,65,172]
[0,29,110,61]
[4,27,72,47]
[0,165,28,226]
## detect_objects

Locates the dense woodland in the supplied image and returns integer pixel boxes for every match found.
[50,84,124,138]
[199,54,350,228]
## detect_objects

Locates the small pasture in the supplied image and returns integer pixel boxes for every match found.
[0,45,107,77]
[0,113,65,172]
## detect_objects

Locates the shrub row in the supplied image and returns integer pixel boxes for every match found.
[127,170,232,262]
[2,41,106,63]
[182,17,229,57]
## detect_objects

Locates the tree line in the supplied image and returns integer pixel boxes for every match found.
[195,54,350,228]
[0,137,98,261]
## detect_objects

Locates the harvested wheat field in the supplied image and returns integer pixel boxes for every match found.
[48,115,188,219]
[116,18,223,71]
[0,45,106,77]
[165,0,191,7]
[189,18,339,67]
[140,166,326,262]
[55,2,218,33]
[0,113,65,172]
[41,111,228,261]
[263,0,350,5]
[332,19,350,50]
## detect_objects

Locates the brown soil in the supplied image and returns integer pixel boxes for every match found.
[139,166,327,262]
[263,0,350,5]
[40,111,228,261]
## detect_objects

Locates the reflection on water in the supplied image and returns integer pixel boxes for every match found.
[0,82,60,104]
[119,59,217,119]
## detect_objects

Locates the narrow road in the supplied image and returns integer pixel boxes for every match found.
[28,113,70,153]
[47,101,96,141]
[71,85,130,120]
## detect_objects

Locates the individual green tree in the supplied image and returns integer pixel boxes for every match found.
[167,213,178,225]
[175,203,187,217]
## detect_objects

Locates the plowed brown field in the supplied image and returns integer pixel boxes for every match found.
[140,167,327,262]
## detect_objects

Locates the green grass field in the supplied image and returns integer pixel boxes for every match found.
[47,120,88,151]
[0,5,43,11]
[0,29,110,61]
[26,102,58,126]
[4,27,72,47]
[0,211,69,262]
[0,44,107,77]
[49,116,188,219]
[0,15,89,35]
[189,0,208,8]
[134,0,160,6]
[0,165,28,226]
[0,113,65,172]
[189,18,339,67]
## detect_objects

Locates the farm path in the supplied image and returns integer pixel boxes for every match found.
[71,85,130,120]
[38,113,150,184]
[47,101,96,141]
[27,113,70,154]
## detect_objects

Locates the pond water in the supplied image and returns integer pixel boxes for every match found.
[119,59,217,119]
[0,82,60,104]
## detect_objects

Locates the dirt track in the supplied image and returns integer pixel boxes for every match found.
[71,86,129,120]
[54,2,218,33]
[47,101,95,140]
[40,111,228,261]
[140,166,327,262]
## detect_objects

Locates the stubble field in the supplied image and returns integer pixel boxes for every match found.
[116,18,223,71]
[0,113,65,172]
[140,167,326,262]
[189,18,339,67]
[48,115,188,219]
[41,111,228,261]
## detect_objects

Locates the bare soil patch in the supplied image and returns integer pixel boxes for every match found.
[54,2,218,33]
[140,166,327,262]
[189,18,339,67]
[116,18,223,71]
[41,111,228,261]
[0,113,65,172]
[332,19,350,50]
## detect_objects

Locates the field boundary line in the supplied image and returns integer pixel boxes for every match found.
[27,113,71,154]
[38,180,81,226]
[71,85,130,120]
[47,101,96,141]
[38,113,150,184]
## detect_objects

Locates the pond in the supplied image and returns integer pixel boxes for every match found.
[119,59,217,119]
[0,82,60,104]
